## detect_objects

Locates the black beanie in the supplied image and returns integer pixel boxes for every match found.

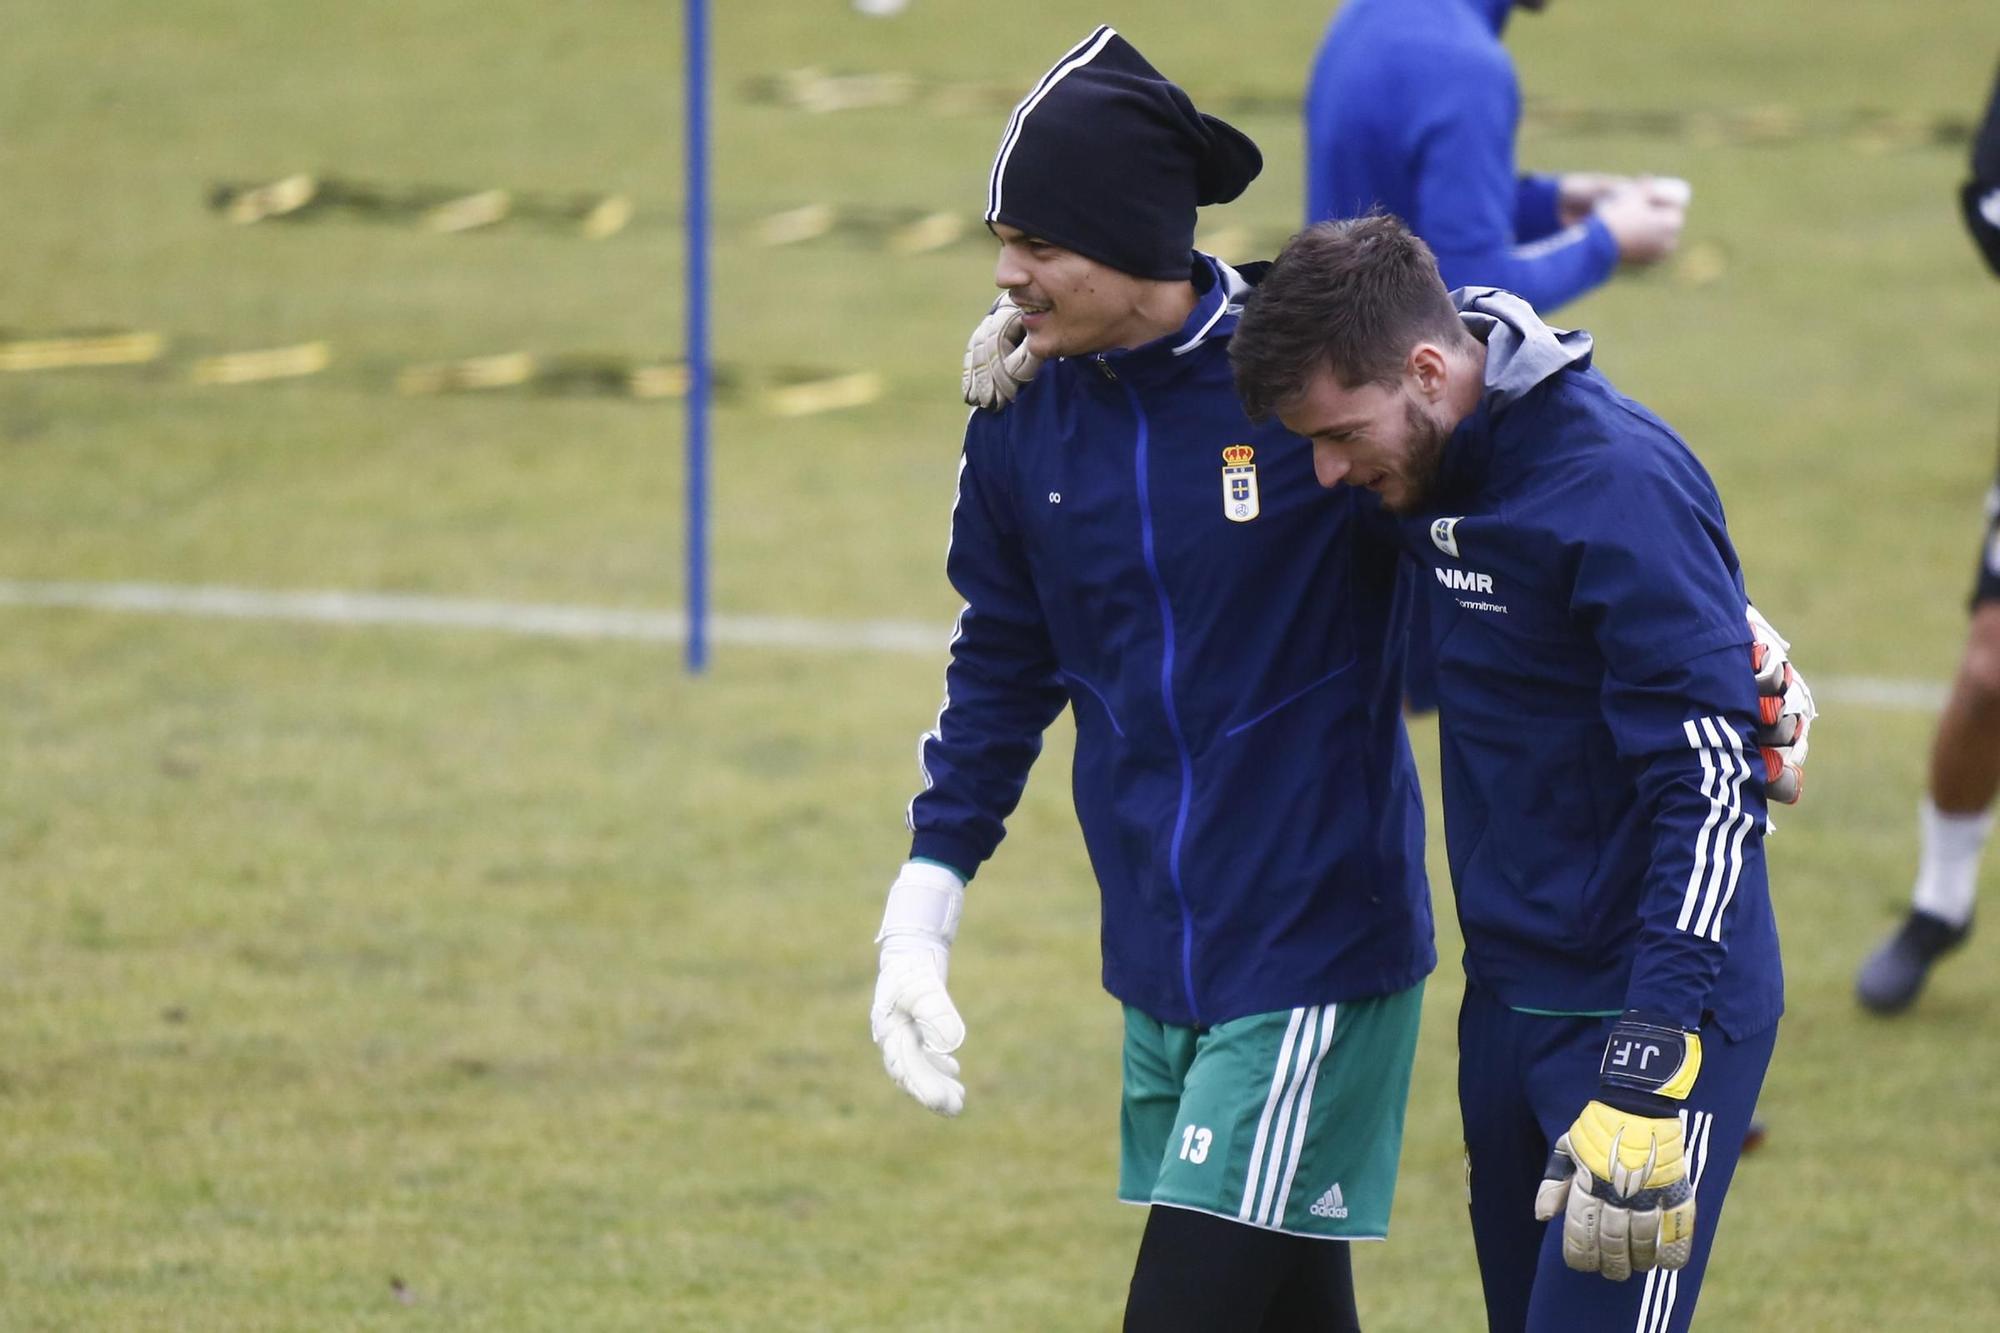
[984,26,1263,281]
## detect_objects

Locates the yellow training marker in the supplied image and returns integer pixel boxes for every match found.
[757,204,837,247]
[628,365,692,399]
[580,194,634,239]
[423,189,512,233]
[888,212,966,255]
[0,332,164,372]
[778,67,917,114]
[223,173,319,224]
[397,352,536,394]
[766,371,883,418]
[191,342,333,385]
[1848,111,1933,156]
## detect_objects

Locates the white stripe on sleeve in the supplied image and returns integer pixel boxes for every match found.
[1690,717,1753,940]
[1707,726,1755,943]
[1677,718,1723,932]
[1681,716,1754,941]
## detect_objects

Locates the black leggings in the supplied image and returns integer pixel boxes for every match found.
[1123,1205,1362,1333]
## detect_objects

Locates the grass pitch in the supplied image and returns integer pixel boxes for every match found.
[3,1,1999,1328]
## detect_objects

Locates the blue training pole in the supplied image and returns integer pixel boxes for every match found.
[684,0,710,674]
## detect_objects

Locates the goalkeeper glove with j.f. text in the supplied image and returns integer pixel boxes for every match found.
[1535,1014,1703,1281]
[869,860,968,1117]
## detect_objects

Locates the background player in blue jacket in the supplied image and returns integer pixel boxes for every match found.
[870,30,1434,1330]
[1855,57,2000,1013]
[1305,0,1685,314]
[1306,0,1689,717]
[1231,216,1784,1333]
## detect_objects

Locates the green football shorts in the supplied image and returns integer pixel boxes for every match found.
[1118,982,1424,1240]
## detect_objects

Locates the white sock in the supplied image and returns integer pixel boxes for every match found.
[1910,796,1990,927]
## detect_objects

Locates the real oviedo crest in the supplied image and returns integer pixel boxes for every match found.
[1221,444,1259,523]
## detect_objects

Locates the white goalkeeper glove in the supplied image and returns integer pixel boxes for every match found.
[960,295,1043,410]
[1535,1014,1702,1281]
[870,860,968,1116]
[1747,605,1816,805]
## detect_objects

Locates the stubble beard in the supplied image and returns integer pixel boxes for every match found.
[1382,397,1449,516]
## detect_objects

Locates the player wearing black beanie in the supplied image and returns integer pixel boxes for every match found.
[984,27,1262,281]
[873,28,1424,1333]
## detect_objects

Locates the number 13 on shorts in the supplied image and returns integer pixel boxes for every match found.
[1119,989,1424,1239]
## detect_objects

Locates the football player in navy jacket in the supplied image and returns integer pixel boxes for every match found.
[1231,215,1785,1333]
[870,30,1435,1331]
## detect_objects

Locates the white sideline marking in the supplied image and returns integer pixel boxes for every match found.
[0,579,940,655]
[1807,677,1947,712]
[0,578,1952,711]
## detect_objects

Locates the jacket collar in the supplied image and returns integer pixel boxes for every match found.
[1437,399,1500,500]
[1435,288,1594,497]
[1091,252,1250,373]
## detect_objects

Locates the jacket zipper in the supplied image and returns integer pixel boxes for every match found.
[1119,376,1202,1025]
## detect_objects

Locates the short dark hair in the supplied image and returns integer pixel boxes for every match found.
[1230,215,1470,421]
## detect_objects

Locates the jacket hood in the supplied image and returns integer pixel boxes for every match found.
[1454,285,1594,416]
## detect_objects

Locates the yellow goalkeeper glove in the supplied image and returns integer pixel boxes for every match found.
[1534,1014,1703,1281]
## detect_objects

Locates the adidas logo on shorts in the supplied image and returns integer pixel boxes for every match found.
[1308,1184,1349,1220]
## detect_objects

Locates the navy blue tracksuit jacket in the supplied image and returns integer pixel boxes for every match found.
[908,257,1435,1028]
[1407,290,1783,1039]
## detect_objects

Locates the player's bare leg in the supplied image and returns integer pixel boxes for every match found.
[1857,602,2000,1011]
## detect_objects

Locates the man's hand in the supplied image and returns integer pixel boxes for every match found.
[870,860,969,1116]
[1594,181,1685,265]
[1536,1101,1696,1280]
[1535,1015,1702,1280]
[961,296,1043,410]
[1748,606,1816,805]
[1557,172,1632,227]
